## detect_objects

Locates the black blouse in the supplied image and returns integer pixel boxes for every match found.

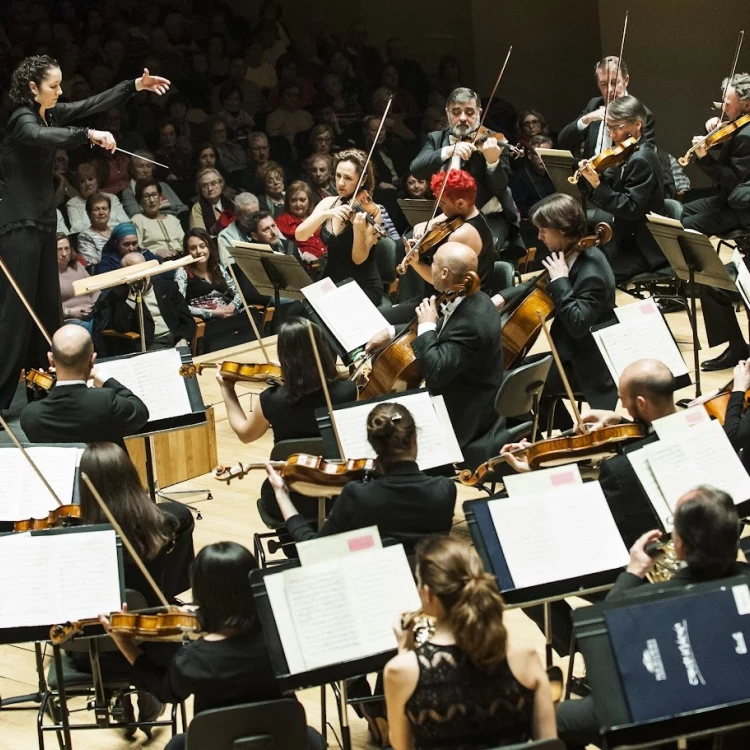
[0,80,136,235]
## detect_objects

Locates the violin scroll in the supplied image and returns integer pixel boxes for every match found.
[25,368,56,392]
[178,363,202,378]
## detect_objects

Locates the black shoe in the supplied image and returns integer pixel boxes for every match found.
[701,344,747,372]
[568,675,591,697]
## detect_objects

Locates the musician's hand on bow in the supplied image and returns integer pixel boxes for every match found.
[481,136,502,165]
[705,116,721,134]
[542,252,569,281]
[733,360,750,392]
[366,327,392,354]
[453,141,475,161]
[135,68,171,95]
[326,204,351,223]
[88,129,117,153]
[577,409,622,433]
[691,135,708,159]
[578,160,600,188]
[500,439,531,473]
[582,106,606,126]
[415,296,439,325]
[626,529,663,578]
[491,293,506,311]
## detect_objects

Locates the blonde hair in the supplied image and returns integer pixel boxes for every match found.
[416,536,507,671]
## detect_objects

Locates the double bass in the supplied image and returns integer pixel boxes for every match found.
[501,223,613,370]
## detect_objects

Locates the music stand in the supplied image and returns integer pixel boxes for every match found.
[647,214,741,398]
[536,148,584,205]
[397,198,434,228]
[228,244,311,310]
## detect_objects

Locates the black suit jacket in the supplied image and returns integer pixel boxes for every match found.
[20,379,149,448]
[104,278,196,347]
[587,141,666,270]
[558,95,657,159]
[410,128,520,227]
[410,291,504,450]
[285,461,456,555]
[695,120,750,196]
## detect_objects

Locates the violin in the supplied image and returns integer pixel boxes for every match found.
[345,188,387,237]
[396,215,466,275]
[465,125,524,158]
[213,454,378,496]
[459,422,646,485]
[702,379,750,425]
[179,360,283,385]
[25,368,56,392]
[13,505,82,532]
[50,606,203,645]
[358,271,481,398]
[501,223,613,370]
[568,136,639,184]
[678,114,750,166]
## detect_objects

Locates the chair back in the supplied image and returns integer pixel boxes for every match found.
[269,437,326,462]
[485,740,565,750]
[185,698,308,750]
[495,355,553,418]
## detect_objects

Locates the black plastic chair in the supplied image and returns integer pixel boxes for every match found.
[495,355,553,442]
[185,698,309,750]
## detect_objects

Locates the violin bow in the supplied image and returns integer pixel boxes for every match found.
[225,261,272,364]
[601,12,628,145]
[537,311,585,432]
[348,95,393,207]
[718,30,744,126]
[0,412,64,508]
[470,45,513,148]
[0,256,52,347]
[80,472,171,610]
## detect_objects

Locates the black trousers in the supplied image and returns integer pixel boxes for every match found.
[683,195,750,236]
[602,239,652,282]
[698,263,746,348]
[0,226,62,409]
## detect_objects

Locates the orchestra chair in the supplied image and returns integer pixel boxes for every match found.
[101,317,206,357]
[41,589,186,748]
[715,227,750,256]
[184,698,309,750]
[491,260,516,295]
[486,740,565,750]
[254,437,333,567]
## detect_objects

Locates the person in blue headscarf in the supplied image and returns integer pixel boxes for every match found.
[92,222,160,276]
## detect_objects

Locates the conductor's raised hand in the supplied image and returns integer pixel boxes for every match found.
[415,296,438,325]
[135,68,171,96]
[88,129,117,153]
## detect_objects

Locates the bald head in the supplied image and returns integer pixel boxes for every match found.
[432,241,478,291]
[619,358,676,423]
[51,324,95,375]
[121,252,146,268]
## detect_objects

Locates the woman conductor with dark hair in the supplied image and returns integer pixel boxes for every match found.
[0,56,170,416]
[266,402,456,553]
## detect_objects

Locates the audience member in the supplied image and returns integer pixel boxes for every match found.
[209,117,248,176]
[217,192,261,266]
[244,39,277,90]
[93,222,158,275]
[210,55,265,117]
[121,153,188,219]
[257,161,286,217]
[52,148,78,207]
[236,131,272,194]
[509,135,556,224]
[132,179,185,259]
[66,162,128,234]
[401,172,432,200]
[155,119,193,181]
[266,81,314,145]
[190,167,236,235]
[304,153,337,203]
[76,192,113,266]
[249,211,295,256]
[517,109,550,148]
[276,181,327,263]
[268,52,317,109]
[307,123,337,157]
[384,36,431,110]
[217,83,255,147]
[57,234,98,334]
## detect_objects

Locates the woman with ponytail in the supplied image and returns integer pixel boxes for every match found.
[384,536,557,749]
[266,402,455,553]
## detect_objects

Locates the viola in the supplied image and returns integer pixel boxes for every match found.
[501,223,613,370]
[25,368,55,392]
[50,606,203,645]
[179,360,283,385]
[678,114,750,166]
[396,215,466,275]
[702,379,750,425]
[459,422,646,485]
[568,137,639,184]
[359,271,481,398]
[213,454,378,496]
[13,504,82,532]
[346,188,387,237]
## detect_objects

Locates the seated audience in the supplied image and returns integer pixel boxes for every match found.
[121,152,188,219]
[401,172,432,200]
[268,52,317,109]
[132,179,185,259]
[379,63,420,120]
[276,181,327,263]
[21,325,149,449]
[236,131,272,195]
[266,402,456,553]
[103,252,195,352]
[190,168,236,235]
[66,162,129,234]
[518,108,550,148]
[209,117,247,176]
[155,119,193,181]
[93,222,158,276]
[266,81,314,144]
[217,83,255,147]
[52,148,79,207]
[196,143,220,173]
[217,192,261,266]
[57,234,98,334]
[174,229,253,353]
[305,153,337,204]
[307,123,337,158]
[250,210,295,255]
[384,535,557,750]
[210,55,265,117]
[76,192,113,266]
[258,161,287,217]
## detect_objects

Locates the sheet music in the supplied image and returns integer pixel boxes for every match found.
[94,349,193,423]
[264,544,420,673]
[652,405,710,440]
[0,447,80,522]
[503,464,582,497]
[302,279,391,354]
[627,442,674,530]
[733,249,750,312]
[0,528,121,629]
[488,483,629,590]
[646,420,750,520]
[332,391,463,470]
[296,525,382,567]
[592,312,689,384]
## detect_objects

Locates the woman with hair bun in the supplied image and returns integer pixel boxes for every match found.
[265,401,455,553]
[384,535,557,750]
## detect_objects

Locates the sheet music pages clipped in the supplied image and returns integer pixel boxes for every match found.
[503,464,582,497]
[626,442,674,531]
[0,528,121,629]
[263,544,420,673]
[332,390,463,470]
[93,349,192,422]
[487,482,629,590]
[302,278,390,354]
[592,299,689,383]
[0,447,81,522]
[646,419,750,524]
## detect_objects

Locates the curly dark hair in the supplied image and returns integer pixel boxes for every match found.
[10,55,60,109]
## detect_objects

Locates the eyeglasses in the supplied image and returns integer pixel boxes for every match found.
[200,180,221,189]
[605,122,629,133]
[142,192,160,200]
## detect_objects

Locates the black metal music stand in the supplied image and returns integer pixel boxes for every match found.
[536,148,584,206]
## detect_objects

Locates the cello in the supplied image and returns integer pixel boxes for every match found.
[359,271,481,398]
[501,222,613,370]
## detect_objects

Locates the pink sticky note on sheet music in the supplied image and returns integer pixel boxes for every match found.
[639,303,657,315]
[348,535,376,553]
[686,409,708,426]
[550,470,578,487]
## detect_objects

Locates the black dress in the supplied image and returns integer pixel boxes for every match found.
[0,80,137,409]
[320,211,383,305]
[404,642,534,750]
